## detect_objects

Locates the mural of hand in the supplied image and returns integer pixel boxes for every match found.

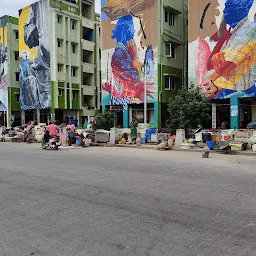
[127,39,138,61]
[102,82,119,97]
[132,81,156,100]
[199,79,220,99]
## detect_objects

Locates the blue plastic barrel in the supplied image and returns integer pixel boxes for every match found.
[206,141,214,150]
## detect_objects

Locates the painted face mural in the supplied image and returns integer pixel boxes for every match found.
[188,0,256,99]
[19,0,51,110]
[0,17,8,112]
[101,0,158,111]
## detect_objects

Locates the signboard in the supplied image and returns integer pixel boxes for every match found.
[50,0,80,15]
[231,105,238,117]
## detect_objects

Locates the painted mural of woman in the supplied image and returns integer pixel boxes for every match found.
[103,14,155,104]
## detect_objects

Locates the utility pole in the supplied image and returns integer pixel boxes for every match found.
[143,59,148,125]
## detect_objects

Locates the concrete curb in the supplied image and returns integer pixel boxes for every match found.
[91,143,256,156]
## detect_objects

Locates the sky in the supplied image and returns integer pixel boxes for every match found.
[0,0,101,17]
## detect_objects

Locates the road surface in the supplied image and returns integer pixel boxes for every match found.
[0,143,256,256]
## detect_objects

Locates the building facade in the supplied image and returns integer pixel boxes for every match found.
[101,0,185,128]
[16,0,99,125]
[0,16,20,127]
[188,0,256,129]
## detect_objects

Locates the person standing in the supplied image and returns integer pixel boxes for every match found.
[59,121,67,146]
[130,120,137,144]
[66,120,75,146]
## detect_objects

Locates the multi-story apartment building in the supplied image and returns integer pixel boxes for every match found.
[101,0,185,128]
[17,0,99,125]
[0,15,20,127]
[81,10,101,123]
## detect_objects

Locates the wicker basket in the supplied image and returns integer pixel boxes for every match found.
[106,0,127,7]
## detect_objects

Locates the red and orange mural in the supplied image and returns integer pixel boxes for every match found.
[188,0,256,100]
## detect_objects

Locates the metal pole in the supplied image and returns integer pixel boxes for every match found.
[144,61,147,125]
[4,111,6,127]
[6,109,9,128]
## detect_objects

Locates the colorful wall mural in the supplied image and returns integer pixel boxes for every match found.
[19,0,51,110]
[188,0,256,100]
[0,17,8,111]
[101,0,158,111]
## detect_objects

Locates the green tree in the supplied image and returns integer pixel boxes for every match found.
[94,110,114,130]
[167,88,212,132]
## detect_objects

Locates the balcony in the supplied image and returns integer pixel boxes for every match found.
[82,85,95,96]
[82,63,95,74]
[82,39,94,52]
[57,54,66,64]
[82,18,94,30]
[82,108,96,116]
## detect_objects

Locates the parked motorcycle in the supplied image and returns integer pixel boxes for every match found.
[42,131,61,150]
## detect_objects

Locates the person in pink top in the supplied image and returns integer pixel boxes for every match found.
[46,121,60,137]
[66,120,75,146]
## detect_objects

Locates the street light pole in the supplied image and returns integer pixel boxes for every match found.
[144,60,147,125]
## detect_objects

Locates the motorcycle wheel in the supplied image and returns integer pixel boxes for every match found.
[42,142,47,149]
[54,144,58,150]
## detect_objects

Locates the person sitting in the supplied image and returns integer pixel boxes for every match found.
[46,121,60,137]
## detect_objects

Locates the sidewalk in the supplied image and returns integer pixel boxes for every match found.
[93,143,256,156]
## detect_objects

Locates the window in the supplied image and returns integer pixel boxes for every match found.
[57,39,62,48]
[57,64,63,72]
[70,19,76,30]
[15,72,20,81]
[14,30,19,40]
[165,43,175,58]
[71,67,77,77]
[164,9,175,26]
[71,43,77,53]
[58,88,63,96]
[72,90,78,100]
[57,15,62,24]
[14,51,19,60]
[83,27,94,41]
[15,94,20,103]
[165,76,176,90]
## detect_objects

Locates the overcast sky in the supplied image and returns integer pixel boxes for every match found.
[0,0,101,17]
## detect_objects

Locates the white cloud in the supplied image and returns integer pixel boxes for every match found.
[0,0,101,17]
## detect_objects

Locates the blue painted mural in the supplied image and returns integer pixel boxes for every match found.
[19,0,51,110]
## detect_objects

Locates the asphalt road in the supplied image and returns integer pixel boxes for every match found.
[0,143,256,256]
